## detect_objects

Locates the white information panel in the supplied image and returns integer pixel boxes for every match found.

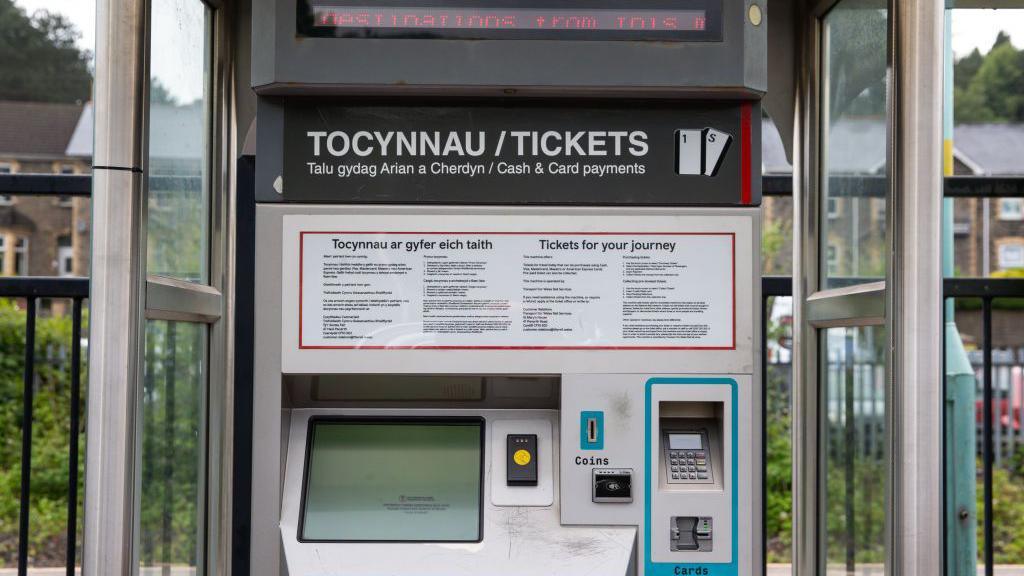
[292,221,735,350]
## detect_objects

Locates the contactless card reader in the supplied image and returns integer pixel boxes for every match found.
[593,469,633,503]
[507,434,538,486]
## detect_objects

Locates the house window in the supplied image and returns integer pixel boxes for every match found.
[0,164,12,206]
[999,198,1024,221]
[14,237,28,276]
[57,235,73,276]
[827,244,839,276]
[998,242,1024,270]
[827,197,840,220]
[57,165,76,207]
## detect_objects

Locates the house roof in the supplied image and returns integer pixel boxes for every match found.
[953,124,1024,176]
[0,207,37,233]
[65,103,93,158]
[763,116,887,176]
[0,100,84,160]
[763,118,1024,176]
[26,103,1024,176]
[762,118,792,175]
[67,101,205,165]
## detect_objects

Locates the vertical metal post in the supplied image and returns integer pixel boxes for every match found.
[995,363,1002,466]
[162,325,177,566]
[232,155,257,576]
[893,0,945,573]
[66,297,83,576]
[142,327,156,567]
[941,4,979,575]
[83,0,148,573]
[844,329,856,574]
[18,297,37,576]
[761,296,768,576]
[982,298,993,576]
[982,200,990,276]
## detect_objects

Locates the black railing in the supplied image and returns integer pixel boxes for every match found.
[763,173,1024,575]
[0,174,91,196]
[4,171,1021,576]
[944,278,1024,576]
[1,174,90,576]
[2,279,89,576]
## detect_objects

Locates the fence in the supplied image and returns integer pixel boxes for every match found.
[0,170,91,576]
[3,173,1023,575]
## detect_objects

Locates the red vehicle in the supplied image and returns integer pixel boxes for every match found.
[974,366,1024,432]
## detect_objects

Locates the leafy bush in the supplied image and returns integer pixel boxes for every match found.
[765,366,793,563]
[979,453,1024,564]
[0,298,86,567]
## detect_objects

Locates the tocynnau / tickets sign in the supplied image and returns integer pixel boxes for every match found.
[267,102,760,206]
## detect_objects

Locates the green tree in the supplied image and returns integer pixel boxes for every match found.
[150,80,179,106]
[954,84,997,124]
[0,0,92,103]
[969,41,1024,121]
[955,48,985,91]
[762,219,791,275]
[954,31,1024,123]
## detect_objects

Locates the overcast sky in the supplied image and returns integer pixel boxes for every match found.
[9,2,1024,83]
[13,0,204,104]
[15,0,95,55]
[953,9,1024,56]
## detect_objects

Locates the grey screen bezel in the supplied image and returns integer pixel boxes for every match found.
[297,415,487,543]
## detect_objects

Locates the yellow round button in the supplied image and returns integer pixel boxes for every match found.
[513,449,532,466]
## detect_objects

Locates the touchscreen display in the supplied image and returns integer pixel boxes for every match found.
[668,433,703,450]
[300,418,484,542]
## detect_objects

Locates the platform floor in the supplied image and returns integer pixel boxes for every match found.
[767,565,1024,575]
[5,565,1024,575]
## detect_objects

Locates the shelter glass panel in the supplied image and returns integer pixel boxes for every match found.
[139,320,206,574]
[819,1,889,290]
[822,325,887,574]
[146,0,211,283]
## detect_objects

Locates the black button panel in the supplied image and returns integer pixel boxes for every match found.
[506,434,538,486]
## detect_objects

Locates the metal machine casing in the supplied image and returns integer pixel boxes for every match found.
[246,1,765,573]
[251,0,767,96]
[251,205,761,575]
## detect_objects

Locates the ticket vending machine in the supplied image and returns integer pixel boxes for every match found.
[247,1,765,574]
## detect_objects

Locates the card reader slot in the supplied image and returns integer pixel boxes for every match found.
[670,516,713,552]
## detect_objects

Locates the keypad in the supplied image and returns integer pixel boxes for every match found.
[666,446,711,483]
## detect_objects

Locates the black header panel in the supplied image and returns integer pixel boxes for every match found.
[257,101,761,206]
[298,0,723,41]
[252,0,766,94]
